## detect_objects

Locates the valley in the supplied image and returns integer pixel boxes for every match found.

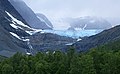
[0,0,120,74]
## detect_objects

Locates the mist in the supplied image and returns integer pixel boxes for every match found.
[23,0,120,29]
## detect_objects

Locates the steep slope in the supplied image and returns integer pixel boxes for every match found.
[0,0,44,57]
[94,38,120,51]
[0,0,75,57]
[0,0,28,25]
[0,0,33,57]
[36,13,53,28]
[0,26,28,57]
[30,33,75,52]
[74,25,120,51]
[9,0,53,29]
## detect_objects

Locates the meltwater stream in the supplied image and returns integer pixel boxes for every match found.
[25,39,34,55]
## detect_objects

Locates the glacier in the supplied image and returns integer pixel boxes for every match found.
[43,29,103,38]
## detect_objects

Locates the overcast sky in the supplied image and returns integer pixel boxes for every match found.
[23,0,120,29]
[24,0,120,18]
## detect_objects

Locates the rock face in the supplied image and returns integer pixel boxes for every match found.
[0,0,28,25]
[68,16,112,30]
[9,0,53,29]
[73,25,120,52]
[1,0,119,57]
[36,13,53,29]
[30,33,75,52]
[0,0,30,57]
[0,0,74,57]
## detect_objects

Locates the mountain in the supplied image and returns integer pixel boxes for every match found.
[106,17,120,26]
[68,16,112,30]
[0,0,74,57]
[73,25,120,52]
[94,37,120,51]
[36,13,53,29]
[0,0,32,57]
[1,0,119,57]
[9,0,53,29]
[29,33,75,52]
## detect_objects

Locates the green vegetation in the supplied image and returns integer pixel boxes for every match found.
[0,56,7,61]
[0,39,120,74]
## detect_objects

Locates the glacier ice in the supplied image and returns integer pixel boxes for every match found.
[43,29,103,38]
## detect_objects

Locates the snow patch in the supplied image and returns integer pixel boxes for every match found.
[83,24,87,30]
[77,39,82,41]
[10,32,21,40]
[22,39,29,42]
[10,24,18,29]
[9,32,30,41]
[46,51,49,54]
[5,11,30,28]
[26,29,43,35]
[25,31,35,35]
[9,33,33,55]
[66,43,73,46]
[75,28,82,30]
[41,31,45,34]
[26,52,31,55]
[53,51,56,54]
[112,25,115,28]
[6,11,45,35]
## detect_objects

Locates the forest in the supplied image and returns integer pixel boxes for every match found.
[0,39,120,74]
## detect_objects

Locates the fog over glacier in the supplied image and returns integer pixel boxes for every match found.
[24,0,120,30]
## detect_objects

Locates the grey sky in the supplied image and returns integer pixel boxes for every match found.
[24,0,120,18]
[23,0,120,29]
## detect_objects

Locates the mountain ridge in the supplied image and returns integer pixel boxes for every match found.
[68,16,112,30]
[9,0,53,29]
[73,25,120,51]
[0,0,75,57]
